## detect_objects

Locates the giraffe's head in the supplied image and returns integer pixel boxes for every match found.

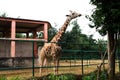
[66,10,81,19]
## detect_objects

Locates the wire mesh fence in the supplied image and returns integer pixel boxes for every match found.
[0,38,120,79]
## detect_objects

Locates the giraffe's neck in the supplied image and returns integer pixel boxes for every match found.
[50,18,71,43]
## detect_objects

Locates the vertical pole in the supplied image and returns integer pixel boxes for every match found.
[81,52,84,76]
[87,57,89,67]
[118,60,120,72]
[11,20,16,57]
[44,23,48,42]
[33,30,37,57]
[70,56,71,68]
[75,53,76,65]
[69,55,71,73]
[119,34,120,72]
[26,32,29,38]
[32,42,35,77]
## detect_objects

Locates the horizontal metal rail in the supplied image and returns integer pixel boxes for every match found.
[62,50,105,54]
[0,61,119,71]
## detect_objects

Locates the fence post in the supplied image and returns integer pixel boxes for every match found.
[70,56,72,69]
[81,51,84,76]
[118,60,120,72]
[32,42,35,77]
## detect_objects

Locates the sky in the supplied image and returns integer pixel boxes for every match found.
[0,0,107,40]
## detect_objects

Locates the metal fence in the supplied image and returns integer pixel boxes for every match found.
[0,38,120,78]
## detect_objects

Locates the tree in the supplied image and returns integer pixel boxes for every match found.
[0,12,7,17]
[61,19,97,50]
[48,26,58,41]
[69,19,82,49]
[61,19,82,49]
[88,0,120,80]
[16,33,25,38]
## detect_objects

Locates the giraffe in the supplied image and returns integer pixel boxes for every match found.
[38,11,81,75]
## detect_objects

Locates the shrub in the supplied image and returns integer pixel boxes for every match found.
[82,71,107,80]
[82,73,97,80]
[0,75,25,80]
[48,73,77,80]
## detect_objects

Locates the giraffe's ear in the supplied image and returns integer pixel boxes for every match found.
[69,10,73,13]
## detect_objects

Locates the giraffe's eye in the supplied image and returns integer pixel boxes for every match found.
[66,15,70,17]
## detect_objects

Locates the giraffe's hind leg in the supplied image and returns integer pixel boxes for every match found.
[44,58,48,75]
[39,58,44,76]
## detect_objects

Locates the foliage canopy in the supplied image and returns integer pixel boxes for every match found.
[88,0,120,36]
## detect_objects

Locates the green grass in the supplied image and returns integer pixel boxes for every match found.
[0,75,25,80]
[0,75,7,80]
[0,74,77,80]
[48,73,77,80]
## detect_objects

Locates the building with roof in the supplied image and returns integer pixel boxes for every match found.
[0,17,51,66]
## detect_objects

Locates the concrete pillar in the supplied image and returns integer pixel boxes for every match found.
[33,30,37,57]
[44,23,48,42]
[11,20,16,57]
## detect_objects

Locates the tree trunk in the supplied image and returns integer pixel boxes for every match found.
[107,31,117,80]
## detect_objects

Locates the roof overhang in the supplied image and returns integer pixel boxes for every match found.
[0,17,51,33]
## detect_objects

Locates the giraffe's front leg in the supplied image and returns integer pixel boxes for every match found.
[54,59,59,75]
[56,59,59,74]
